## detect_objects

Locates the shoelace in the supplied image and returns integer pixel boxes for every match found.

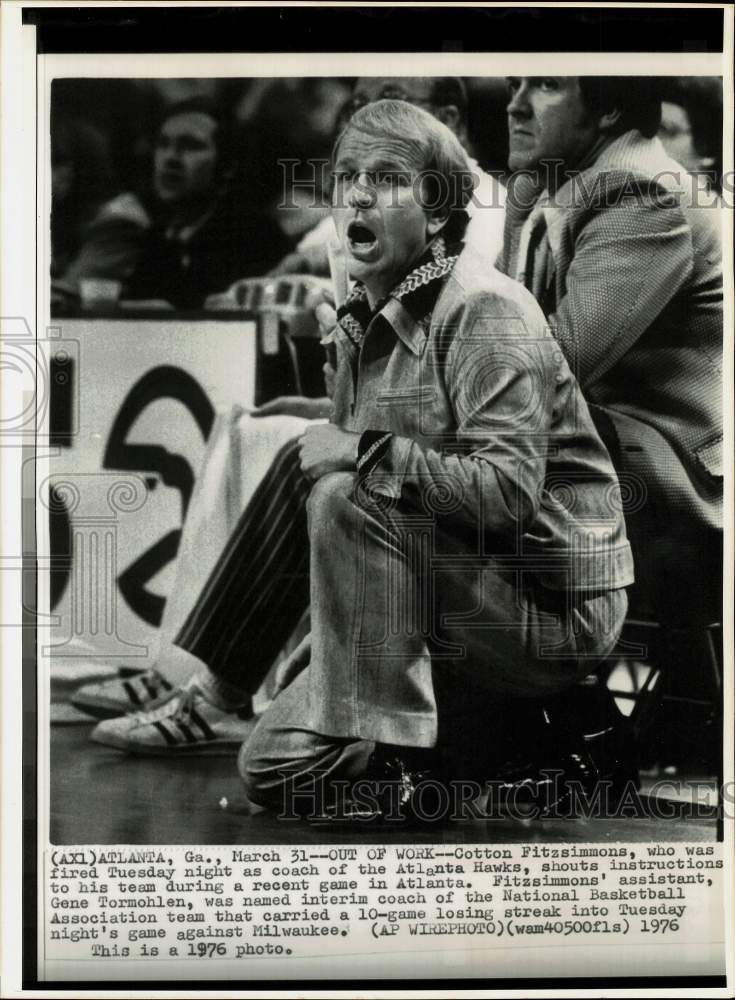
[123,669,171,707]
[132,683,203,725]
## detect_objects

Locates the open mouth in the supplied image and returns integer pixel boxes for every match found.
[346,220,379,260]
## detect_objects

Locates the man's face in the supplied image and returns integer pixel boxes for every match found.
[332,128,441,303]
[154,111,220,207]
[506,77,598,171]
[658,101,698,172]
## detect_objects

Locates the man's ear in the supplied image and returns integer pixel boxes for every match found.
[433,104,461,135]
[427,210,449,238]
[598,108,623,133]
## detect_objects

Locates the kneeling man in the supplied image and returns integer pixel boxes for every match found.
[240,100,634,818]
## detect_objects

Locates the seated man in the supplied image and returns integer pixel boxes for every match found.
[497,76,722,624]
[237,99,634,819]
[124,97,292,309]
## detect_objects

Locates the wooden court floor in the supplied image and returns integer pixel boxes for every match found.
[50,720,719,846]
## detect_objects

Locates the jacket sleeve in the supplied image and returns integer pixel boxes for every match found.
[359,291,560,538]
[550,192,693,388]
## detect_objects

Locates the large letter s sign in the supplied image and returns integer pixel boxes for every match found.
[103,366,215,625]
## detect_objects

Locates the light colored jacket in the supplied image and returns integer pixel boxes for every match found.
[331,248,634,592]
[497,131,723,619]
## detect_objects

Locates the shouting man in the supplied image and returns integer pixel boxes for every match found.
[238,99,634,820]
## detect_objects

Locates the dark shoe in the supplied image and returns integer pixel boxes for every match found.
[368,746,448,823]
[486,680,641,819]
[310,745,446,826]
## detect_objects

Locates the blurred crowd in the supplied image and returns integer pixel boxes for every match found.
[50,75,724,312]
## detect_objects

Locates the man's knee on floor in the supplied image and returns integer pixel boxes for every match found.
[236,705,336,813]
[237,737,290,810]
[238,740,338,817]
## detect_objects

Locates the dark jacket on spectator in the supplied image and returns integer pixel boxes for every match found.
[125,196,292,308]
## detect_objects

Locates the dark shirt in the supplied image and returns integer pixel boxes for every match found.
[125,197,292,309]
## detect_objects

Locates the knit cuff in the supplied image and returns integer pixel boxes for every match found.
[357,430,393,478]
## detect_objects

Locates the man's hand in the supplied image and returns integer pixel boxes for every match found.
[315,300,337,337]
[298,423,360,480]
[322,361,336,400]
[253,396,333,420]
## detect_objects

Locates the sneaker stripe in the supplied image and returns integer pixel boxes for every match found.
[189,708,217,741]
[152,721,178,746]
[141,674,170,700]
[175,721,198,744]
[118,666,146,679]
[141,676,158,699]
[123,680,144,707]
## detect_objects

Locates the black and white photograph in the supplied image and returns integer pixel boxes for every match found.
[1,1,732,993]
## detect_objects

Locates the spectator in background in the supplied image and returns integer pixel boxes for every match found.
[658,78,722,192]
[124,97,292,309]
[235,78,353,244]
[51,117,149,304]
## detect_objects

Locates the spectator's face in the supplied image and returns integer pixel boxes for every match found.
[332,127,443,303]
[658,101,699,172]
[506,77,597,171]
[154,111,219,207]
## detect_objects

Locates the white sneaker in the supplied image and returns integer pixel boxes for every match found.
[90,682,254,756]
[71,668,174,719]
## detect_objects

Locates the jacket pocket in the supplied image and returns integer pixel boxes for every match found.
[377,385,436,407]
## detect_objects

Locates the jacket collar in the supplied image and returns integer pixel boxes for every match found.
[535,131,683,269]
[335,236,461,356]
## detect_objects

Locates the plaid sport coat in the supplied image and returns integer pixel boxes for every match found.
[497,131,723,621]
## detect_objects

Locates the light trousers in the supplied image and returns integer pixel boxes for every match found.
[240,471,627,808]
